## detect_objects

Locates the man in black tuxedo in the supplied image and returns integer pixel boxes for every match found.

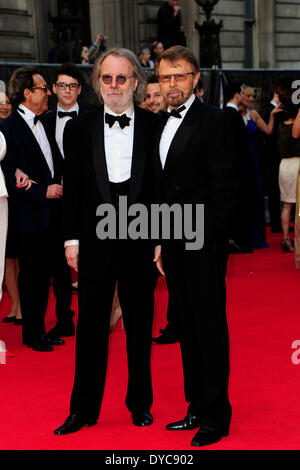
[153,46,238,447]
[157,0,186,50]
[43,63,88,338]
[0,66,64,351]
[224,82,259,253]
[54,48,158,435]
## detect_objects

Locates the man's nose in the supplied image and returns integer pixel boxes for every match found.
[169,75,177,87]
[110,77,119,88]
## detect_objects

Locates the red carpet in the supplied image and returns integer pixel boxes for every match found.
[1,229,300,450]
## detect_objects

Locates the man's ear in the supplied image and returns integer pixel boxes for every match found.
[23,88,31,101]
[193,72,201,90]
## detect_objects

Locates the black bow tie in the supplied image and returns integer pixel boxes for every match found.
[58,111,77,119]
[34,114,42,125]
[161,105,186,120]
[105,112,131,129]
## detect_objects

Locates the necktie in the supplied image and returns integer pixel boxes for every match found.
[161,105,186,120]
[105,112,131,129]
[58,111,77,119]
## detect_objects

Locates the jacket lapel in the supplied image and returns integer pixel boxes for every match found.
[92,107,112,203]
[15,112,53,177]
[129,105,146,204]
[163,99,201,177]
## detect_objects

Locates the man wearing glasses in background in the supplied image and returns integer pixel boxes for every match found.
[43,63,88,340]
[54,48,158,435]
[0,66,64,351]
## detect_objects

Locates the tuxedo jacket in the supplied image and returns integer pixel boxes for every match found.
[154,98,239,243]
[62,105,159,274]
[0,111,63,233]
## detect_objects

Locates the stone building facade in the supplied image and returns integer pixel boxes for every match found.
[0,0,300,69]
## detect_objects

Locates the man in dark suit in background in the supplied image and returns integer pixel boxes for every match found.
[54,48,158,435]
[43,63,88,339]
[157,0,186,50]
[224,81,259,253]
[153,46,238,447]
[0,66,64,351]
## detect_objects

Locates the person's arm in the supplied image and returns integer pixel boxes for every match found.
[292,108,300,139]
[251,107,282,136]
[62,117,82,268]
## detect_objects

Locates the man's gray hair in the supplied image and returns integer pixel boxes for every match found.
[92,47,146,104]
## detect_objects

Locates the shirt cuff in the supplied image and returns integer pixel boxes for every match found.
[64,240,79,248]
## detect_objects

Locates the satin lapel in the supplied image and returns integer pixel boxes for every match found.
[129,105,146,204]
[15,112,53,175]
[92,108,112,203]
[163,99,201,177]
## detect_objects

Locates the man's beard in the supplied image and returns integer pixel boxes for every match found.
[101,86,135,112]
[167,87,191,108]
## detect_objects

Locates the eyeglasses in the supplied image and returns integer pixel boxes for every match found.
[101,74,134,85]
[31,85,49,92]
[158,72,194,83]
[55,82,80,91]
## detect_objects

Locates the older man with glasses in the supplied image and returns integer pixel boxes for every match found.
[54,48,159,436]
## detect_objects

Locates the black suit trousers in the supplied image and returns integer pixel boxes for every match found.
[18,231,52,345]
[69,240,157,421]
[162,240,231,430]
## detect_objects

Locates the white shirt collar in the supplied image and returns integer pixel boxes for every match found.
[270,101,277,108]
[18,103,36,121]
[104,103,134,118]
[226,102,239,111]
[57,102,79,114]
[167,93,195,115]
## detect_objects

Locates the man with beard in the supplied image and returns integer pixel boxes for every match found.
[153,46,238,447]
[54,48,158,435]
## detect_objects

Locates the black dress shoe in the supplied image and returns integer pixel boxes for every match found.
[166,413,201,431]
[152,330,179,344]
[47,336,65,346]
[191,425,229,447]
[2,316,16,323]
[54,413,97,435]
[132,411,153,427]
[26,341,53,352]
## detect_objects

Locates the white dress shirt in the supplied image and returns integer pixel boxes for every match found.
[104,104,134,183]
[56,103,79,158]
[65,104,134,248]
[18,104,54,178]
[159,93,195,169]
[226,103,239,112]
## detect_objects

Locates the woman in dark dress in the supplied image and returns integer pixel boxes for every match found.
[239,85,282,249]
